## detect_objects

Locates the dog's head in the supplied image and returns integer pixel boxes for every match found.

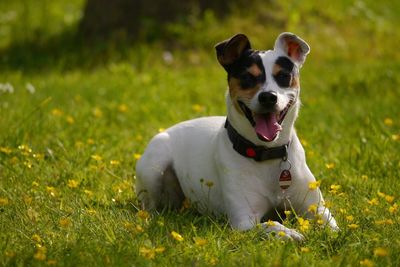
[216,32,310,143]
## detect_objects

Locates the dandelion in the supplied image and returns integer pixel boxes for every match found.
[360,259,374,267]
[135,225,144,233]
[308,180,321,191]
[51,109,63,116]
[91,154,103,161]
[308,204,317,214]
[93,107,103,118]
[67,179,79,188]
[0,198,9,206]
[265,220,276,227]
[377,191,386,198]
[388,203,398,214]
[346,215,354,222]
[33,245,47,261]
[110,160,120,166]
[139,247,155,260]
[171,231,184,241]
[46,186,57,197]
[375,219,393,225]
[118,104,128,113]
[66,115,75,124]
[31,234,42,243]
[59,218,71,227]
[192,104,204,113]
[194,237,207,246]
[392,134,400,141]
[278,231,286,237]
[84,189,93,197]
[0,146,12,154]
[300,247,310,253]
[367,198,379,206]
[297,217,310,232]
[373,247,388,257]
[383,118,393,126]
[325,163,335,169]
[329,184,341,194]
[348,223,359,229]
[137,210,150,220]
[384,195,394,203]
[133,153,141,160]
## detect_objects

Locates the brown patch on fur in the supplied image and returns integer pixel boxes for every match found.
[272,64,282,76]
[228,77,260,113]
[248,64,262,77]
[291,76,300,89]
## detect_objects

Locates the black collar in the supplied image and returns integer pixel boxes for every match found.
[224,119,288,162]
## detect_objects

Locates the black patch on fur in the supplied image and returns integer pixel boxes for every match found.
[273,56,295,88]
[227,50,266,89]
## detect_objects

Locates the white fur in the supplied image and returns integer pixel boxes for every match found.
[135,33,338,241]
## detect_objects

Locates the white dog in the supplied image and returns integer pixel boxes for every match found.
[135,32,338,241]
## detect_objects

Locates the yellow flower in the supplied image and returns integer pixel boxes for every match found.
[139,247,156,260]
[137,210,150,220]
[31,234,42,243]
[91,154,103,161]
[118,104,128,113]
[32,153,44,160]
[93,107,103,118]
[59,218,71,227]
[265,220,276,227]
[0,147,12,154]
[46,186,57,197]
[361,175,368,180]
[346,215,354,222]
[360,259,374,267]
[389,203,398,214]
[278,231,286,237]
[192,104,205,113]
[66,115,75,124]
[154,246,165,253]
[84,189,93,197]
[348,223,359,229]
[385,195,394,203]
[87,138,95,145]
[171,231,184,241]
[392,134,400,141]
[135,225,144,233]
[308,180,321,191]
[367,198,379,206]
[33,245,47,261]
[0,198,9,206]
[329,184,341,194]
[298,217,310,232]
[373,247,388,257]
[133,153,141,160]
[284,210,292,216]
[384,118,393,126]
[194,237,208,246]
[110,160,121,166]
[308,204,317,214]
[300,247,310,253]
[51,108,63,116]
[375,219,393,225]
[86,208,96,215]
[67,179,79,189]
[325,163,335,169]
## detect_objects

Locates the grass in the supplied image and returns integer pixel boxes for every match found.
[1,0,400,266]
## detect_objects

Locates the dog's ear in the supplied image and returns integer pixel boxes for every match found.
[215,34,251,70]
[274,32,310,67]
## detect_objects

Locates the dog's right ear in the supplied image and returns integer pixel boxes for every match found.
[215,34,251,70]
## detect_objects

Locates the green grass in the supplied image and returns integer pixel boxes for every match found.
[1,0,400,266]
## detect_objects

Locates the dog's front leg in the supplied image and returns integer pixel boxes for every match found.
[222,185,305,241]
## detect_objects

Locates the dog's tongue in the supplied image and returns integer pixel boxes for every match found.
[255,113,282,142]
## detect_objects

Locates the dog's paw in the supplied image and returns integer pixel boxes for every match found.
[262,221,305,242]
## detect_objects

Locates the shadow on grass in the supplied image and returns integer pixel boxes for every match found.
[0,29,144,73]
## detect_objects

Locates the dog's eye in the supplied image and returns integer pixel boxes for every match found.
[239,73,257,89]
[274,71,292,88]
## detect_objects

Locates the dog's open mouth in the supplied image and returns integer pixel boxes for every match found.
[239,100,293,142]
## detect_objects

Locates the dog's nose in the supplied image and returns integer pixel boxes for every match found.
[258,91,277,107]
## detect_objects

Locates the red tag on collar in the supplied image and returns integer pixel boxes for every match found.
[279,170,292,190]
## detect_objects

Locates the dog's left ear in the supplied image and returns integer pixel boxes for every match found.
[274,32,310,67]
[215,34,251,71]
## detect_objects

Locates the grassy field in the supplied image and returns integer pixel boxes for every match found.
[1,0,400,266]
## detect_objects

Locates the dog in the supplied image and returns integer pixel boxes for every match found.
[135,32,338,241]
